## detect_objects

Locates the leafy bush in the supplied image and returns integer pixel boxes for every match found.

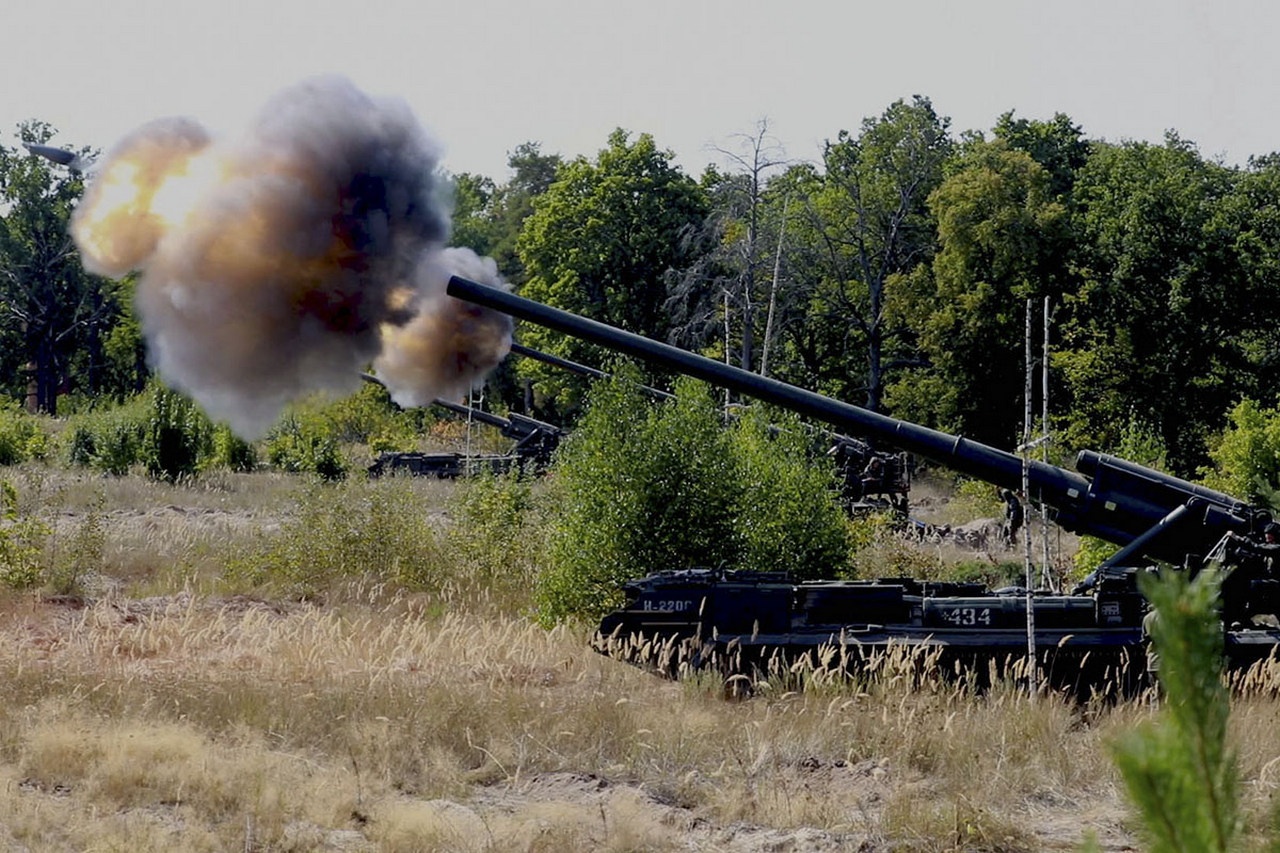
[946,477,1005,522]
[264,414,347,481]
[847,516,944,579]
[207,424,257,472]
[1199,398,1280,506]
[65,425,97,467]
[62,396,151,476]
[95,417,145,476]
[320,381,414,444]
[143,385,213,482]
[536,371,852,624]
[0,400,50,466]
[1072,535,1118,581]
[0,480,50,589]
[448,471,541,609]
[46,493,106,596]
[368,418,421,454]
[1073,415,1171,580]
[729,409,851,577]
[536,373,741,624]
[274,383,425,455]
[226,479,447,598]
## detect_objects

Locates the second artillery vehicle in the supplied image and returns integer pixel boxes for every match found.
[447,275,1280,692]
[367,400,565,478]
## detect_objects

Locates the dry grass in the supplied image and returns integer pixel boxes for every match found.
[0,590,1138,851]
[1,466,1279,850]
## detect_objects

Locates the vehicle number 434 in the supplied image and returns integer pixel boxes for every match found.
[940,607,992,626]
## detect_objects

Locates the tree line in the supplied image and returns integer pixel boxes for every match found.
[453,100,1280,483]
[7,97,1280,482]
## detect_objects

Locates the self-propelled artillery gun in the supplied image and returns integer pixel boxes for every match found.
[361,367,567,479]
[446,275,1280,688]
[367,399,566,478]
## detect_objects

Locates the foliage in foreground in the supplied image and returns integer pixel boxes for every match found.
[0,400,49,466]
[62,384,216,479]
[225,478,447,599]
[0,475,106,594]
[0,479,49,589]
[1110,569,1239,853]
[536,371,851,623]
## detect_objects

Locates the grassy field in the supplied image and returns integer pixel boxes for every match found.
[1,466,1279,851]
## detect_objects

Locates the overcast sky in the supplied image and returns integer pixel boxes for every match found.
[5,0,1280,180]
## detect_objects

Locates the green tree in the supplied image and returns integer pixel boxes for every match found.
[887,139,1067,446]
[1111,569,1239,853]
[667,121,790,379]
[782,97,953,410]
[1210,154,1280,408]
[537,371,740,623]
[98,281,149,400]
[144,384,213,481]
[0,124,123,414]
[488,141,562,285]
[1199,397,1280,506]
[730,408,851,576]
[447,171,499,257]
[536,370,852,623]
[517,130,709,415]
[1056,135,1244,473]
[993,111,1090,199]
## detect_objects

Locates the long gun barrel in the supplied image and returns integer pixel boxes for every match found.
[447,276,1261,566]
[510,342,674,400]
[431,399,511,432]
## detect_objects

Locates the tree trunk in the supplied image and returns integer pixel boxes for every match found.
[34,334,58,416]
[23,361,39,414]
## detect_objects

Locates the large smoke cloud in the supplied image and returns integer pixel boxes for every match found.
[71,75,512,438]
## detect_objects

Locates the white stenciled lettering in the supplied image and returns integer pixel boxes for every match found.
[940,607,992,626]
[642,599,692,613]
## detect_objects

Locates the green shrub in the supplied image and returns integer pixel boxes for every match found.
[1199,398,1280,506]
[226,479,446,598]
[536,371,853,624]
[730,409,851,578]
[96,417,145,476]
[1072,535,1118,581]
[207,424,257,472]
[46,493,105,596]
[143,385,213,482]
[264,414,347,481]
[278,382,424,452]
[536,372,742,624]
[451,471,535,570]
[946,559,1025,589]
[367,417,421,454]
[318,381,407,444]
[0,400,50,466]
[0,480,50,589]
[948,477,1005,521]
[448,471,541,610]
[65,425,97,467]
[62,394,151,475]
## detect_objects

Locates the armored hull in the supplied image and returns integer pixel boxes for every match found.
[593,568,1280,695]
